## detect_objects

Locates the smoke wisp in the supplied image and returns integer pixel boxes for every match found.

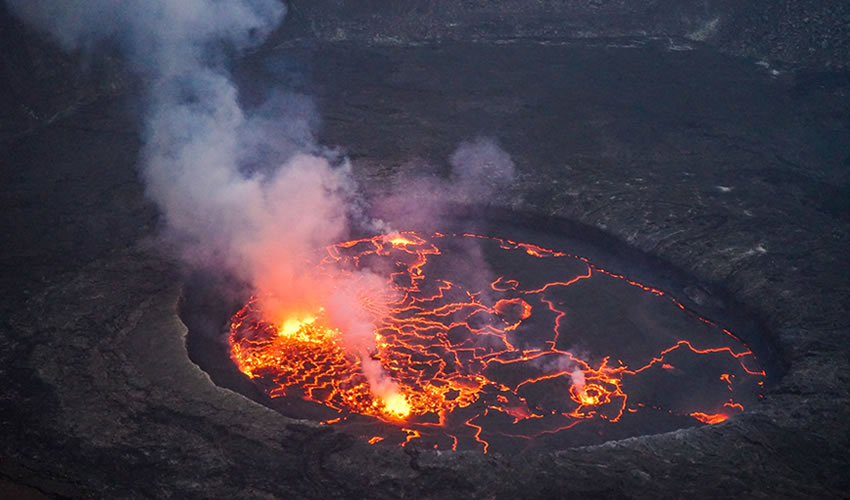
[374,137,517,232]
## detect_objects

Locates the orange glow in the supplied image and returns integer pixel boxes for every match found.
[228,232,766,451]
[381,392,412,419]
[277,313,321,337]
[385,232,424,247]
[402,428,421,445]
[493,297,532,331]
[572,384,609,406]
[690,412,730,424]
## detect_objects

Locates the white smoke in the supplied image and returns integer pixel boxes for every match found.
[5,0,398,395]
[6,1,523,410]
[530,353,587,390]
[373,136,517,231]
[5,1,286,72]
[5,0,361,308]
[448,137,517,199]
[570,368,586,390]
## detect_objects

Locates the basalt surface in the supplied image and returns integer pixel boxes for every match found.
[2,39,850,498]
[279,0,850,69]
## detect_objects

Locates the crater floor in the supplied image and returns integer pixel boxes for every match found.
[1,39,849,498]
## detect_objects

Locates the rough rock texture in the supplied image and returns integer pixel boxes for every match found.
[2,35,850,497]
[279,0,850,68]
[279,0,724,42]
[0,4,128,147]
[716,0,850,69]
[2,0,848,145]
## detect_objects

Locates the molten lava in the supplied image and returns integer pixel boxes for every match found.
[229,232,766,452]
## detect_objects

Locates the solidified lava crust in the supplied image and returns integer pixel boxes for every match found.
[225,231,766,453]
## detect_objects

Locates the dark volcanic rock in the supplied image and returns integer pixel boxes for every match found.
[0,3,128,146]
[278,0,850,69]
[2,0,848,148]
[280,0,723,43]
[716,0,850,69]
[1,3,850,499]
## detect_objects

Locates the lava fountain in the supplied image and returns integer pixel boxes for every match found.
[225,230,766,453]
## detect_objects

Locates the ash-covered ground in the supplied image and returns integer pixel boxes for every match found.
[1,2,850,498]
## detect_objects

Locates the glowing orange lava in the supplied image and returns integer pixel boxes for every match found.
[689,412,730,424]
[229,232,766,452]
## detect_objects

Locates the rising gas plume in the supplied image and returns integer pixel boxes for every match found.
[6,0,521,410]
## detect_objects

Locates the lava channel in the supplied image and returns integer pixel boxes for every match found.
[228,232,766,453]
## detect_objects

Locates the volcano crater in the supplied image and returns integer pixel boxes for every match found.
[183,209,780,454]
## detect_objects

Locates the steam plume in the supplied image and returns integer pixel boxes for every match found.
[7,1,520,410]
[6,0,395,392]
[8,1,353,307]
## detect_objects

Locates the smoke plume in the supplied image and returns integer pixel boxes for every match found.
[8,1,354,308]
[6,0,396,391]
[7,1,518,409]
